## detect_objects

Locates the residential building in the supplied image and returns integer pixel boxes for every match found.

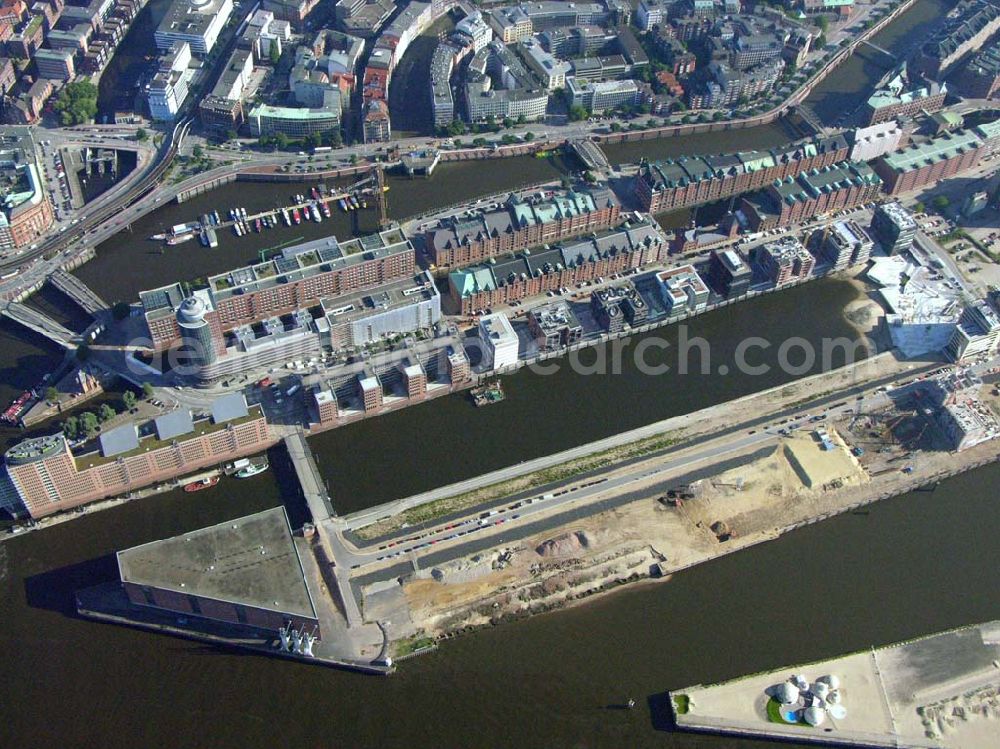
[945,300,1000,362]
[707,248,752,297]
[656,264,710,314]
[754,236,815,285]
[527,301,582,351]
[870,201,917,255]
[590,280,648,333]
[822,219,874,270]
[479,312,519,368]
[362,98,390,142]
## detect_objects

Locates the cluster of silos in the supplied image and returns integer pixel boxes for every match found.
[772,673,847,726]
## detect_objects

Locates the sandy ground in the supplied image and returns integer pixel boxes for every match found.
[369,402,997,650]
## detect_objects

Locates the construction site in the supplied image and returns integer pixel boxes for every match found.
[342,363,1000,659]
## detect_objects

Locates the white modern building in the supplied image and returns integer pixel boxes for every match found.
[637,0,668,31]
[946,301,1000,362]
[146,41,195,121]
[850,120,904,162]
[566,77,640,113]
[656,264,710,314]
[479,312,519,369]
[454,10,493,52]
[155,0,234,56]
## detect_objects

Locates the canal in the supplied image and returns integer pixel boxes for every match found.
[2,434,998,748]
[3,1,995,745]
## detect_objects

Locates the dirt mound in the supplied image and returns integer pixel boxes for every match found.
[535,531,592,557]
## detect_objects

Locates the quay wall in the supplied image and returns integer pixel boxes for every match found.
[592,0,918,146]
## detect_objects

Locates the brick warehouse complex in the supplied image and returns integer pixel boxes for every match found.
[117,507,320,637]
[873,121,1000,196]
[740,161,884,232]
[141,227,415,352]
[634,134,850,215]
[449,215,668,314]
[424,184,621,269]
[3,396,270,519]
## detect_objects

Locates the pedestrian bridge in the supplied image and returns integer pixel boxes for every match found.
[568,140,611,172]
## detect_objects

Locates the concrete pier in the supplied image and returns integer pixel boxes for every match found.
[671,621,1000,748]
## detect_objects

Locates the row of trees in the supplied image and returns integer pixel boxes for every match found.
[60,385,153,440]
[257,128,343,151]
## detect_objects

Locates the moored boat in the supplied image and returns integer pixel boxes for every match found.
[235,462,268,479]
[183,476,220,492]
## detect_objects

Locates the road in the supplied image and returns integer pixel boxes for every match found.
[327,358,947,580]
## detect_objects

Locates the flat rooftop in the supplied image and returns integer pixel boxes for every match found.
[117,506,317,620]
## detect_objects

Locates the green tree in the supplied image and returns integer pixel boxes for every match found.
[122,390,138,412]
[192,144,204,159]
[63,415,79,440]
[269,43,281,66]
[226,129,239,142]
[273,132,289,150]
[142,382,154,399]
[303,132,321,149]
[932,195,950,212]
[568,105,590,122]
[135,127,148,142]
[111,301,130,320]
[99,403,116,423]
[323,128,342,147]
[53,81,99,126]
[45,386,58,402]
[80,411,99,437]
[524,131,535,141]
[914,201,925,213]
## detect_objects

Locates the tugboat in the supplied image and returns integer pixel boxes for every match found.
[183,475,220,492]
[471,379,505,407]
[236,461,269,479]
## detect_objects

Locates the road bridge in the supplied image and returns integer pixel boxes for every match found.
[48,269,107,317]
[1,302,77,348]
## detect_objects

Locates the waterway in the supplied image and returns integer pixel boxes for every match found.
[3,434,999,748]
[3,2,995,744]
[312,278,866,513]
